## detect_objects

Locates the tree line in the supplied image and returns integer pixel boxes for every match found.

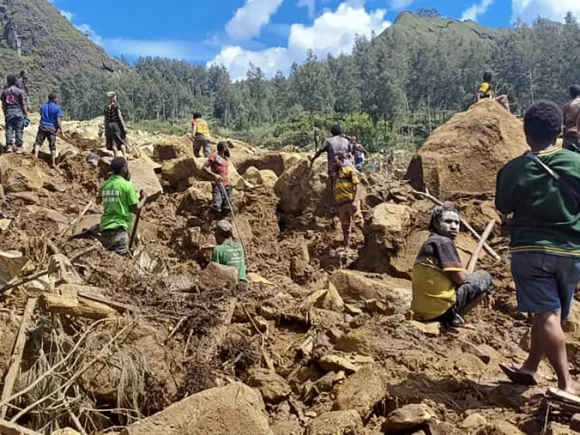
[57,10,580,151]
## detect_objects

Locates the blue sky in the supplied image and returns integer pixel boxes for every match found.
[51,0,580,79]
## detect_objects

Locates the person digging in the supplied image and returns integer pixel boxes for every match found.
[332,153,364,249]
[496,100,580,394]
[209,219,247,287]
[204,141,232,215]
[411,205,494,328]
[33,92,63,168]
[98,157,147,256]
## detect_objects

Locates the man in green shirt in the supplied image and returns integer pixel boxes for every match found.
[99,157,148,255]
[496,100,580,395]
[211,220,247,284]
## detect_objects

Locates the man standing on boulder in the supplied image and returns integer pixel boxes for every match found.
[333,153,364,248]
[212,220,247,286]
[411,205,494,327]
[104,92,127,157]
[1,74,29,154]
[496,100,580,394]
[99,157,147,255]
[477,72,510,113]
[204,141,232,214]
[191,112,212,158]
[562,85,580,152]
[33,92,63,167]
[310,124,352,183]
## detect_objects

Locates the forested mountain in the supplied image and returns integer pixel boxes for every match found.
[1,1,580,150]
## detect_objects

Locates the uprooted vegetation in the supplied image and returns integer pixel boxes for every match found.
[0,100,577,435]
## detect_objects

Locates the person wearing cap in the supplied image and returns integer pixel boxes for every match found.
[204,141,232,214]
[191,112,212,157]
[212,220,247,284]
[104,92,127,157]
[98,157,147,255]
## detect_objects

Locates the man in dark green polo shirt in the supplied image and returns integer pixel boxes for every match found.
[496,100,580,395]
[211,220,247,284]
[99,157,147,255]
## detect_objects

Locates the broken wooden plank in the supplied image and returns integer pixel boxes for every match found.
[39,293,118,320]
[0,298,37,419]
[467,220,496,273]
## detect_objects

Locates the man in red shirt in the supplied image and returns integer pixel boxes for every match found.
[204,141,232,214]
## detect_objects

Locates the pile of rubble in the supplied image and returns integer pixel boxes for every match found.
[0,102,577,435]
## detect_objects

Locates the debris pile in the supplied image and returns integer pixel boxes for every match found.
[0,105,576,435]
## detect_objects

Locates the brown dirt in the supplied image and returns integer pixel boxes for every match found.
[0,106,573,434]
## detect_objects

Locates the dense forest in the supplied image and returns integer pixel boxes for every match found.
[58,9,580,151]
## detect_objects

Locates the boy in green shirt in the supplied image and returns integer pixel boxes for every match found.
[496,100,580,394]
[211,220,247,284]
[99,157,148,255]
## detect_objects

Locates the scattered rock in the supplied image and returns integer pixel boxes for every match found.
[199,262,239,290]
[271,421,304,435]
[0,250,28,287]
[129,157,164,199]
[334,329,370,355]
[474,422,525,435]
[409,321,441,337]
[304,282,344,311]
[247,369,292,404]
[314,371,344,392]
[383,403,436,433]
[178,183,213,215]
[546,422,574,435]
[571,414,580,432]
[333,364,389,418]
[318,355,357,374]
[461,413,487,429]
[121,383,272,434]
[306,410,363,435]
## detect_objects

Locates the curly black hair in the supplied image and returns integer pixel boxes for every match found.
[571,85,580,99]
[330,124,342,136]
[524,100,563,143]
[429,205,459,233]
[483,71,492,82]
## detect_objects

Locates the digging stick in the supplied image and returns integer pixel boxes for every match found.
[58,201,93,239]
[412,190,501,261]
[129,208,142,251]
[0,270,50,295]
[220,183,248,256]
[467,220,496,273]
[0,297,37,419]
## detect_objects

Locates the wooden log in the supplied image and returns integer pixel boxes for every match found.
[0,298,37,419]
[39,293,118,320]
[412,190,501,261]
[0,418,41,435]
[467,220,496,274]
[0,270,50,295]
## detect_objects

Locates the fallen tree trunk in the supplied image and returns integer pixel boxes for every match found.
[39,293,118,320]
[0,298,37,419]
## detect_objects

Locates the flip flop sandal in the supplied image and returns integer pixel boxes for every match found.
[499,363,538,386]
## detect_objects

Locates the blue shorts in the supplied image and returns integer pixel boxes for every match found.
[511,252,580,320]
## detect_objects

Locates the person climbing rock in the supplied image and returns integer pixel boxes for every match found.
[562,85,580,153]
[204,141,232,214]
[350,136,368,172]
[496,100,580,394]
[477,71,510,112]
[310,124,353,182]
[212,219,247,285]
[104,91,127,157]
[191,112,212,157]
[99,157,147,255]
[411,205,494,327]
[1,74,29,154]
[33,92,63,167]
[333,153,364,248]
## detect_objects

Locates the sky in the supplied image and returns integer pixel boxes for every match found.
[51,0,580,80]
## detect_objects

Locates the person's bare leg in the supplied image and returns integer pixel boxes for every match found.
[342,225,350,248]
[112,145,119,157]
[120,144,127,158]
[536,312,575,393]
[515,315,544,376]
[33,146,39,158]
[50,150,56,168]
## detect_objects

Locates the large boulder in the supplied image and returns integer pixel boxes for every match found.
[244,166,278,188]
[274,159,331,216]
[120,383,272,435]
[237,152,302,177]
[162,156,241,190]
[178,183,213,215]
[333,364,389,418]
[1,162,46,193]
[306,410,363,435]
[129,157,163,200]
[330,270,411,313]
[406,99,528,200]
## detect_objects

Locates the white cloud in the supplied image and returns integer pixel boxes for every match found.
[512,0,580,23]
[226,0,284,41]
[461,0,493,21]
[298,0,316,18]
[210,2,391,80]
[59,9,74,21]
[390,0,415,10]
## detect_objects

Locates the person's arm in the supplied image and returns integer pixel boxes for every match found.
[448,270,469,285]
[129,189,148,214]
[191,121,197,139]
[117,107,127,133]
[21,91,29,116]
[494,165,514,215]
[436,238,467,285]
[57,117,63,134]
[311,141,328,162]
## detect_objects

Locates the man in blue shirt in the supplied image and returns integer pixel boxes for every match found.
[33,93,63,167]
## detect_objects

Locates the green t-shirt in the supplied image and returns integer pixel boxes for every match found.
[496,148,580,257]
[100,175,139,232]
[211,240,247,282]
